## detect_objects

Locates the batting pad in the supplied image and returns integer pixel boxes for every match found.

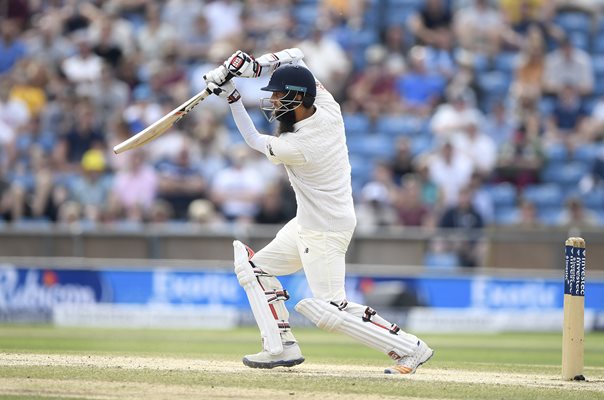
[234,241,283,355]
[295,298,418,360]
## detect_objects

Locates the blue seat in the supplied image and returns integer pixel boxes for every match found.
[545,143,568,162]
[349,155,373,185]
[541,162,589,186]
[555,12,591,35]
[357,134,396,160]
[13,218,53,231]
[573,145,598,165]
[494,52,518,74]
[488,183,517,208]
[494,206,519,226]
[376,115,422,137]
[343,113,371,136]
[538,97,556,117]
[569,31,590,51]
[522,184,564,207]
[477,71,510,96]
[410,134,434,156]
[592,55,604,74]
[424,251,459,269]
[538,206,563,226]
[581,187,604,209]
[294,4,318,25]
[593,34,604,54]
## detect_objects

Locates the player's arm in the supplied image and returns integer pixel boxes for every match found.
[203,74,305,165]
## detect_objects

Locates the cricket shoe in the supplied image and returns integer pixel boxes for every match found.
[384,340,434,374]
[242,342,305,369]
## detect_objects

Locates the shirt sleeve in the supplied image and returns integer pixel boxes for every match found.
[265,136,306,165]
[229,101,306,165]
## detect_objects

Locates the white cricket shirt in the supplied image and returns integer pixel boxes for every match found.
[266,83,356,231]
[229,82,356,232]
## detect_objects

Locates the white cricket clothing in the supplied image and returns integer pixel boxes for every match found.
[251,218,353,302]
[229,83,356,233]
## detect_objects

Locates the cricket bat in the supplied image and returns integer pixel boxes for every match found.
[113,87,213,154]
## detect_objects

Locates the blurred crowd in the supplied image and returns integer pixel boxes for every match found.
[1,0,604,266]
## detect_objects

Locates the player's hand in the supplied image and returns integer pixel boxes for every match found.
[203,65,229,86]
[224,50,262,78]
[207,80,241,104]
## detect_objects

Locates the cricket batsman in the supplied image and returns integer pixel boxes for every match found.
[203,48,433,374]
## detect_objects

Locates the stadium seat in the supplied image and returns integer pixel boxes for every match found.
[555,12,591,35]
[545,143,568,162]
[294,4,318,26]
[376,115,422,137]
[537,206,563,226]
[424,251,460,269]
[349,155,373,185]
[347,133,395,160]
[494,52,518,74]
[487,183,517,208]
[343,113,371,136]
[494,206,519,226]
[580,187,604,209]
[541,161,589,186]
[410,134,435,156]
[477,71,510,96]
[593,34,604,54]
[568,31,590,51]
[522,184,564,207]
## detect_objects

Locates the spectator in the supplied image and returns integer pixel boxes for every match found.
[255,182,292,225]
[545,85,589,145]
[0,78,29,136]
[25,15,75,68]
[559,197,600,228]
[426,141,474,206]
[204,0,244,42]
[0,19,27,75]
[156,144,207,220]
[54,101,105,171]
[390,137,416,185]
[188,198,225,226]
[483,100,516,147]
[452,114,497,175]
[91,18,124,69]
[85,63,130,125]
[543,35,594,97]
[345,45,397,114]
[496,116,544,190]
[70,149,113,223]
[61,32,103,86]
[355,182,398,232]
[112,150,158,221]
[454,0,521,58]
[210,145,264,223]
[162,0,206,40]
[394,175,433,227]
[511,24,546,112]
[297,24,352,98]
[409,0,453,47]
[136,3,177,63]
[430,89,483,141]
[395,46,446,115]
[438,186,485,267]
[512,198,541,229]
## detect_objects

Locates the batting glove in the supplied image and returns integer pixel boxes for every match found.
[224,50,262,78]
[203,65,229,86]
[207,80,241,104]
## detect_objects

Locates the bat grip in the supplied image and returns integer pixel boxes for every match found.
[211,72,235,96]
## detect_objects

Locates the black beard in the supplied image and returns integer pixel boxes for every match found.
[277,109,296,135]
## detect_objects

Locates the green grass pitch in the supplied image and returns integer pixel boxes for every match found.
[0,325,603,399]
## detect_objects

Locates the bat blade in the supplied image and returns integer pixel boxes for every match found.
[113,88,212,154]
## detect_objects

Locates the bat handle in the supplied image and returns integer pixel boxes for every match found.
[210,72,235,96]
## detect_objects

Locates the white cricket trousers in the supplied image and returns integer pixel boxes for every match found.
[251,218,354,302]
